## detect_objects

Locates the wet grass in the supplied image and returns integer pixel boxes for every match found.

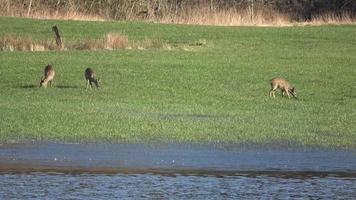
[0,17,355,148]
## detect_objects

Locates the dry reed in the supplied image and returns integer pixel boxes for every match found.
[1,3,355,26]
[308,12,356,25]
[157,7,292,26]
[0,35,33,51]
[0,0,355,26]
[0,33,165,51]
[105,33,129,50]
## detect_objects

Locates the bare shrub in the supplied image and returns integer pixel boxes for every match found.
[158,7,291,26]
[0,0,297,26]
[0,0,355,26]
[29,10,107,21]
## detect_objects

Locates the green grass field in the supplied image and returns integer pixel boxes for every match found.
[0,17,355,147]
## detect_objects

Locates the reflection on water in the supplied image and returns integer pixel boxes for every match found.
[0,172,355,199]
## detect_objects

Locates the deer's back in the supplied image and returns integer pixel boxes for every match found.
[44,65,55,79]
[270,77,291,89]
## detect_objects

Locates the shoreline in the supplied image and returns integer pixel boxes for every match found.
[1,142,355,176]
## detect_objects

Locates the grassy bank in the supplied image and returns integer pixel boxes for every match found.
[0,17,355,147]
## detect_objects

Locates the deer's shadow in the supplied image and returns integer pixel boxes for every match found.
[20,84,38,88]
[55,85,79,89]
[18,84,79,89]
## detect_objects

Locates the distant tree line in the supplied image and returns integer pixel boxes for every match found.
[272,0,356,20]
[1,0,355,21]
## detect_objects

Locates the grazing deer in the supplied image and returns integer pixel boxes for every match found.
[40,64,55,88]
[269,77,297,99]
[85,68,100,89]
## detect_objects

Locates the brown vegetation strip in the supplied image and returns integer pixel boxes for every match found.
[0,33,167,51]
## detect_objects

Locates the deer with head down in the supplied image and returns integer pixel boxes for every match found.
[269,77,297,99]
[40,64,55,88]
[85,68,100,89]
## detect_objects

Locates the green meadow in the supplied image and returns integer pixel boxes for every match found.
[0,17,355,147]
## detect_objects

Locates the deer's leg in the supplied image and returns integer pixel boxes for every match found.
[269,90,277,97]
[269,89,276,97]
[291,91,297,99]
[270,85,277,98]
[270,90,276,98]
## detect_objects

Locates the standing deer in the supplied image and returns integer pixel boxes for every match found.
[40,64,55,88]
[85,68,100,89]
[269,77,297,99]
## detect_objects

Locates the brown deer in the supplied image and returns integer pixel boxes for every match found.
[85,68,100,89]
[40,64,55,88]
[269,77,297,99]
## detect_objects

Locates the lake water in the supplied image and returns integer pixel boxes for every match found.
[0,143,355,199]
